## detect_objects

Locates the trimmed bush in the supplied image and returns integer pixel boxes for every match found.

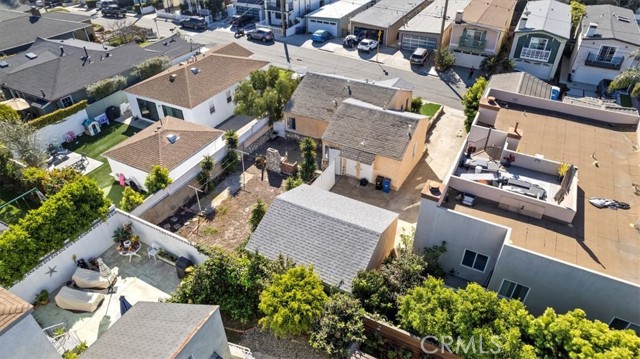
[120,187,145,212]
[30,100,88,129]
[86,75,127,101]
[0,178,111,287]
[132,56,170,79]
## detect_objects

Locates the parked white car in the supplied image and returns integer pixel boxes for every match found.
[357,39,378,53]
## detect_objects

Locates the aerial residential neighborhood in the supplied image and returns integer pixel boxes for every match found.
[0,0,638,357]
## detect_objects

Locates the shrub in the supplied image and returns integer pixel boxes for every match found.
[21,167,82,196]
[298,137,317,182]
[435,48,455,71]
[86,75,127,101]
[30,100,88,129]
[132,56,170,80]
[0,178,111,286]
[310,293,366,358]
[259,265,328,337]
[120,187,144,212]
[461,77,487,132]
[249,198,267,232]
[0,104,19,123]
[144,165,172,193]
[284,175,303,191]
[223,129,239,149]
[410,97,423,113]
[480,55,500,76]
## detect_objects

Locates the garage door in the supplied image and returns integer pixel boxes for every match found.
[514,60,552,80]
[308,19,338,37]
[452,50,486,68]
[402,34,437,51]
[342,158,374,182]
[236,6,260,20]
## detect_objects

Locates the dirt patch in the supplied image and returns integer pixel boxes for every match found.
[178,165,285,251]
[235,328,329,359]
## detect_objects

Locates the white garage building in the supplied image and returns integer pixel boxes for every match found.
[398,0,471,51]
[305,0,372,37]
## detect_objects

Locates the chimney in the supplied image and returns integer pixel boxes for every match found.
[59,46,64,57]
[586,23,598,37]
[170,74,177,82]
[519,16,528,30]
[347,85,352,96]
[30,7,41,17]
[514,121,520,134]
[455,10,464,23]
[106,52,111,58]
[40,89,45,98]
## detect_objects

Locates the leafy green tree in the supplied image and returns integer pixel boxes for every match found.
[410,97,423,113]
[249,198,267,232]
[398,277,533,359]
[570,0,587,30]
[298,137,317,182]
[132,56,171,79]
[609,67,640,97]
[234,66,301,125]
[168,248,292,322]
[352,270,395,319]
[86,75,127,100]
[461,76,488,132]
[21,167,81,196]
[435,48,456,71]
[222,129,240,173]
[144,165,173,193]
[0,104,20,123]
[224,129,239,149]
[120,187,144,212]
[259,265,328,337]
[524,308,640,358]
[310,293,366,358]
[199,154,215,191]
[284,175,303,191]
[0,120,47,167]
[0,144,16,178]
[423,244,447,278]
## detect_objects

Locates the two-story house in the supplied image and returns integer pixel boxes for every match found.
[264,0,324,28]
[567,5,640,86]
[509,0,571,81]
[448,0,517,68]
[233,0,265,22]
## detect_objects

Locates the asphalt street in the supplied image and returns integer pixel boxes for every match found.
[75,8,466,109]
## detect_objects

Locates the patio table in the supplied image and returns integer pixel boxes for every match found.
[118,243,141,262]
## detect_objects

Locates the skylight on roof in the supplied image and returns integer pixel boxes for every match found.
[617,16,630,23]
[25,52,38,59]
[166,134,179,144]
[0,61,8,68]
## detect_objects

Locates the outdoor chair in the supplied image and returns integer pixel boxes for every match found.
[147,243,160,262]
[72,267,117,289]
[54,287,105,313]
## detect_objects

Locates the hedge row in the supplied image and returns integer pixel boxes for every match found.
[0,178,111,287]
[31,100,88,130]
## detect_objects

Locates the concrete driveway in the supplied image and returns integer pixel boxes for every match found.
[329,106,465,244]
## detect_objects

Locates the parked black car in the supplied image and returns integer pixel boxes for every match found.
[102,5,127,18]
[343,35,360,48]
[179,17,207,30]
[231,14,256,28]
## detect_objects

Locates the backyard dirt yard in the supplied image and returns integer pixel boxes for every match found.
[177,164,286,251]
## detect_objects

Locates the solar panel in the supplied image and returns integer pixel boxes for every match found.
[25,52,38,59]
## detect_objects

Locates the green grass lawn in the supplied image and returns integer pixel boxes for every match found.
[64,123,138,208]
[0,186,40,225]
[420,103,443,118]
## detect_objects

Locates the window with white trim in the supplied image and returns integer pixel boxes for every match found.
[609,318,640,335]
[60,96,73,108]
[498,279,530,301]
[461,249,489,271]
[209,102,216,114]
[226,90,232,103]
[529,37,548,50]
[597,46,617,62]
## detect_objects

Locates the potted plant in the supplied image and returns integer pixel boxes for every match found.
[558,163,570,182]
[52,327,66,337]
[129,234,140,250]
[34,289,49,306]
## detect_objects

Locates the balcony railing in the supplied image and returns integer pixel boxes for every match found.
[585,52,624,70]
[520,47,551,62]
[458,36,486,51]
[266,1,293,11]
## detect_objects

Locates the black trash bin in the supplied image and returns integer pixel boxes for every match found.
[375,176,384,190]
[175,256,193,279]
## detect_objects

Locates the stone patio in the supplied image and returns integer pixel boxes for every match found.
[33,243,181,348]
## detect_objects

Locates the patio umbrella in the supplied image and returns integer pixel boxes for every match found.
[96,258,111,278]
[1,98,29,111]
[119,296,133,316]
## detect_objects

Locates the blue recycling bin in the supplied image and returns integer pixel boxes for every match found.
[382,178,391,193]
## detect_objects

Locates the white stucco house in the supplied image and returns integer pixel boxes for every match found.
[124,43,269,128]
[567,5,640,85]
[103,116,225,192]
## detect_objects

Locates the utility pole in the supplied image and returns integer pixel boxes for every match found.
[280,0,286,36]
[439,0,449,49]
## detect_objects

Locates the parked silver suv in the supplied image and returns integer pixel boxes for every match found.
[246,28,274,42]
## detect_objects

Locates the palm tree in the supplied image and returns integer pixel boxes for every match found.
[200,155,215,192]
[608,48,640,97]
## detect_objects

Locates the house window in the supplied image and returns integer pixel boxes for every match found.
[60,96,73,108]
[162,105,184,120]
[287,117,296,130]
[461,249,489,272]
[226,90,232,103]
[498,279,530,301]
[137,98,160,121]
[597,46,617,62]
[529,37,548,50]
[466,29,485,41]
[610,318,640,335]
[209,102,216,114]
[275,12,281,19]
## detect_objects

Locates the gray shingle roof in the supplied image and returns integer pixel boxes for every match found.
[340,146,376,165]
[581,5,640,45]
[350,0,429,28]
[41,11,91,22]
[515,0,571,39]
[144,33,202,60]
[0,9,92,53]
[284,73,402,123]
[82,302,222,359]
[246,185,398,291]
[3,41,157,101]
[487,72,553,99]
[399,0,472,35]
[322,98,426,161]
